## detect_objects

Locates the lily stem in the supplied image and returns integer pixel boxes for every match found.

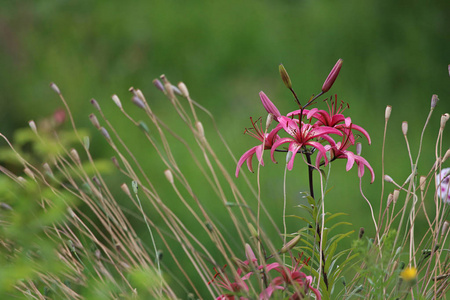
[305,151,329,291]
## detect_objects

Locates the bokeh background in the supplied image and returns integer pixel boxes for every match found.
[1,0,449,297]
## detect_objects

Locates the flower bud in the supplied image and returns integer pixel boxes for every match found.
[111,156,120,169]
[448,64,450,77]
[441,221,449,236]
[384,174,394,183]
[385,105,392,120]
[90,99,101,111]
[393,189,400,204]
[70,148,81,165]
[131,96,145,109]
[248,223,258,238]
[281,235,301,253]
[402,121,408,135]
[24,167,35,180]
[89,114,101,129]
[121,183,131,197]
[100,127,111,141]
[195,121,205,140]
[387,193,394,208]
[112,94,122,109]
[431,94,439,108]
[164,169,174,184]
[322,58,343,93]
[259,91,281,119]
[279,64,292,89]
[419,176,427,193]
[28,120,37,134]
[50,82,61,94]
[440,113,449,129]
[43,163,53,177]
[178,82,189,98]
[153,79,165,92]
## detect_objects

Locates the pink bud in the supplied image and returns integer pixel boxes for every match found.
[322,59,343,93]
[259,91,281,119]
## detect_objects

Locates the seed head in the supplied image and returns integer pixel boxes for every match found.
[178,82,189,98]
[50,82,61,94]
[164,169,174,184]
[431,94,439,108]
[402,121,408,135]
[385,105,392,120]
[440,113,449,129]
[112,94,122,109]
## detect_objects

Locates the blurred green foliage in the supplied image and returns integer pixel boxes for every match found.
[1,0,449,298]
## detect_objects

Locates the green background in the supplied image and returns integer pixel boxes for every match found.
[1,0,449,297]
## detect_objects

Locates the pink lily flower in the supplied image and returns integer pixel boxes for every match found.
[316,132,375,183]
[270,116,342,170]
[264,254,321,300]
[288,95,371,145]
[235,118,281,177]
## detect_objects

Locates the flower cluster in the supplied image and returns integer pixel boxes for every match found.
[236,60,374,183]
[209,244,321,300]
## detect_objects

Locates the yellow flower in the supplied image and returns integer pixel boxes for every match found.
[400,267,417,282]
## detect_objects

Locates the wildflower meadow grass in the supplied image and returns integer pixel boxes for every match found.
[0,61,449,299]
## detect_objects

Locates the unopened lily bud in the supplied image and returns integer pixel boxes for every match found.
[448,65,450,77]
[279,64,292,89]
[50,82,61,94]
[402,121,408,135]
[90,99,101,111]
[431,94,439,108]
[178,82,189,98]
[356,142,362,156]
[265,113,274,131]
[153,79,165,92]
[442,221,449,236]
[244,244,257,267]
[100,127,111,141]
[322,58,343,93]
[131,96,145,109]
[281,235,301,253]
[164,169,174,184]
[419,176,427,193]
[28,120,37,134]
[24,167,35,180]
[286,151,293,164]
[393,189,400,204]
[248,223,258,238]
[112,94,122,109]
[440,113,449,129]
[84,136,90,149]
[89,114,101,129]
[259,91,281,119]
[384,174,394,183]
[70,148,81,164]
[359,227,365,239]
[121,183,131,197]
[385,105,392,120]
